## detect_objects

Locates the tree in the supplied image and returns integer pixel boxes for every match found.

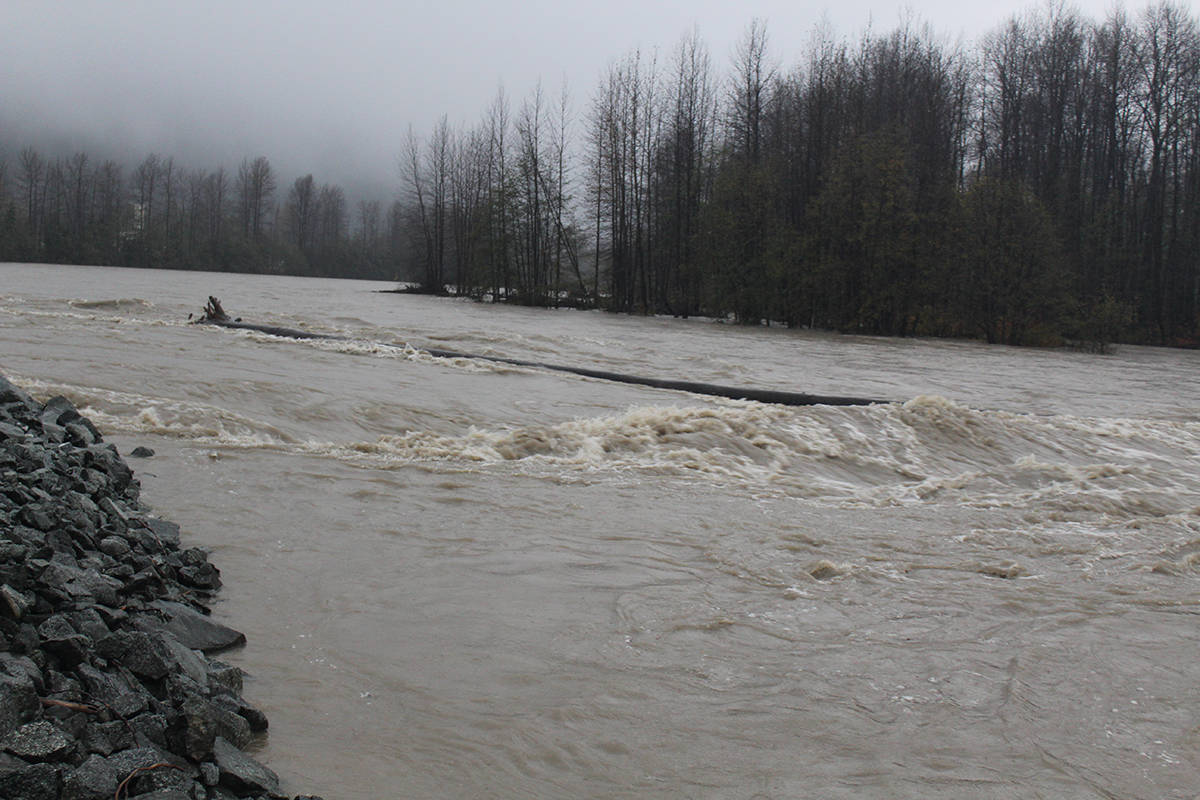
[236,156,275,241]
[957,177,1068,344]
[728,20,777,165]
[658,27,718,315]
[1131,1,1199,340]
[402,120,450,291]
[285,174,318,256]
[807,132,921,334]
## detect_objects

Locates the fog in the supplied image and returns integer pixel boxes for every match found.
[0,0,1168,201]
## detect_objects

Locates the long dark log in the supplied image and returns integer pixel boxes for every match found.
[192,306,887,407]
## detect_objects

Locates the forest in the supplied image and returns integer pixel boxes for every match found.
[1,1,1197,347]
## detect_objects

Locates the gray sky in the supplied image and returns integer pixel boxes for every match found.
[0,0,1184,201]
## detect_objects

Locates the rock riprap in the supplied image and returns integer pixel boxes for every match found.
[0,375,322,800]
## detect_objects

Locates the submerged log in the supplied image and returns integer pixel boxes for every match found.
[191,298,887,407]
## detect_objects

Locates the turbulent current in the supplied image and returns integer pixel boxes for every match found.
[3,263,1200,799]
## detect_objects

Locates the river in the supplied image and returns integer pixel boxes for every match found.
[2,262,1199,799]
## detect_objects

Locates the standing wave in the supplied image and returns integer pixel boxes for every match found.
[13,376,1199,522]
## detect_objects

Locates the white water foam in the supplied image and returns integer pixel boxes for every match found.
[15,374,1198,528]
[226,329,535,375]
[68,297,154,310]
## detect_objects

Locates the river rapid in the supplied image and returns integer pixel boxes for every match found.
[2,262,1199,799]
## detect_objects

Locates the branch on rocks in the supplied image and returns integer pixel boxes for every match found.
[40,697,101,714]
[115,762,186,800]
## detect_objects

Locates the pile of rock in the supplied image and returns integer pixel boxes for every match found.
[0,375,320,800]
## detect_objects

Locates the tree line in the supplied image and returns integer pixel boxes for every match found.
[0,150,404,280]
[402,1,1199,346]
[2,1,1198,347]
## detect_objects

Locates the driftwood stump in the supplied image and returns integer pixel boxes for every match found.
[199,296,229,322]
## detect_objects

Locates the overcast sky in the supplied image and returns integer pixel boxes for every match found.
[0,0,1190,201]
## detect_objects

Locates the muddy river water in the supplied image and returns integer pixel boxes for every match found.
[3,262,1199,798]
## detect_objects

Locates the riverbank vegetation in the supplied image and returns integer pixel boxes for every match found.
[1,2,1197,347]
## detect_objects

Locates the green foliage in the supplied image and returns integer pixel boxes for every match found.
[956,177,1070,345]
[1066,294,1137,352]
[806,131,923,335]
[698,160,780,323]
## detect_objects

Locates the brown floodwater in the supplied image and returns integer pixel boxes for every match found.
[3,263,1199,798]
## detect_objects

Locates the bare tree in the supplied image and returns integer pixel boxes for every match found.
[236,156,276,240]
[18,147,45,245]
[728,19,777,164]
[402,120,450,290]
[285,174,318,254]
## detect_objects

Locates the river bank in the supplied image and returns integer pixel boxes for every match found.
[0,374,318,800]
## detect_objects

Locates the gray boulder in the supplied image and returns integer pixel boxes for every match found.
[147,600,246,653]
[2,719,75,761]
[212,735,280,796]
[61,753,119,800]
[0,671,39,738]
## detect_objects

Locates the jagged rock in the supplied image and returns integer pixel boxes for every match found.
[102,743,172,777]
[61,752,119,800]
[11,623,39,656]
[44,669,82,700]
[123,566,164,596]
[129,713,168,750]
[39,398,72,443]
[177,549,222,591]
[95,751,198,799]
[174,692,259,765]
[82,720,135,756]
[94,630,132,661]
[143,518,182,549]
[76,663,148,717]
[199,761,219,786]
[91,604,127,630]
[212,735,280,796]
[18,503,56,531]
[37,614,78,641]
[115,631,174,681]
[0,376,37,410]
[83,444,134,493]
[121,758,196,796]
[0,584,32,620]
[138,630,209,688]
[2,719,75,761]
[0,756,61,800]
[42,633,92,669]
[205,661,243,697]
[0,541,29,561]
[98,496,131,532]
[0,653,45,694]
[38,562,122,608]
[68,608,110,643]
[65,422,99,447]
[99,535,131,558]
[210,693,268,733]
[126,789,193,800]
[0,422,28,440]
[147,600,246,653]
[0,671,39,737]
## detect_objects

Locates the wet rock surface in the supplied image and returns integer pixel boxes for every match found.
[0,375,322,799]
